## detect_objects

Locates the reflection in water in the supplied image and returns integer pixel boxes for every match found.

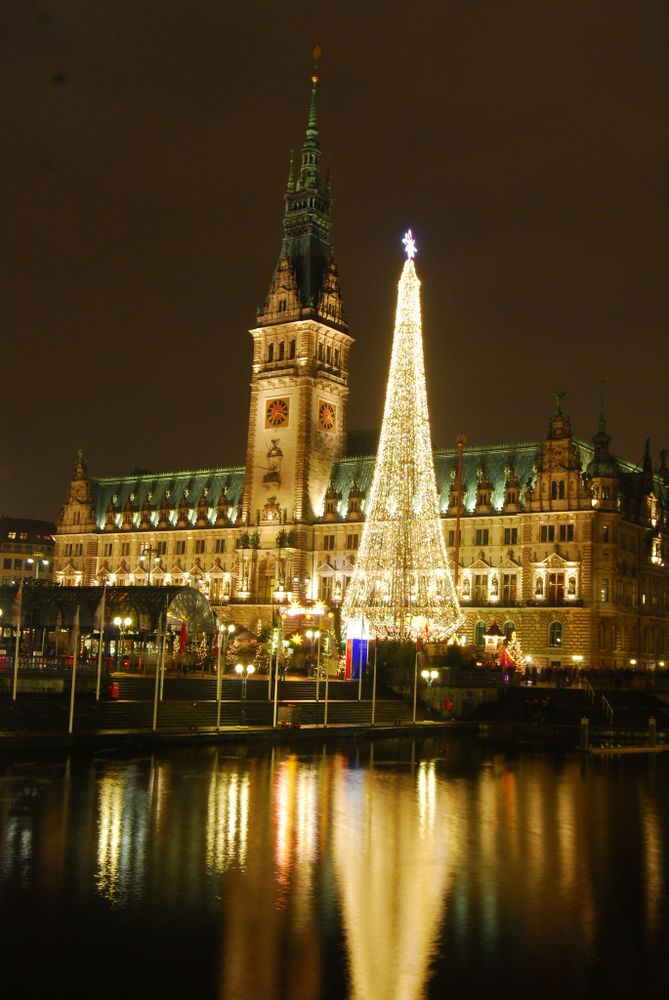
[207,767,250,872]
[333,759,456,1000]
[1,743,668,999]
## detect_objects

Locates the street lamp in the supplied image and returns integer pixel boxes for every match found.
[220,622,235,672]
[306,628,322,700]
[113,615,132,671]
[26,557,49,581]
[235,662,255,724]
[216,623,236,729]
[421,669,439,713]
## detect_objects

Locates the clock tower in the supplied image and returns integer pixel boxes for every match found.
[241,56,353,530]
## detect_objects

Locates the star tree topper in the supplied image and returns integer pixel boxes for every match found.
[402,229,417,259]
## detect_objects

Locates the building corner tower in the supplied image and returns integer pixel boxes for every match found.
[241,52,353,548]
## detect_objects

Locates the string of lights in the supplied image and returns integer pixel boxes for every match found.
[342,232,463,642]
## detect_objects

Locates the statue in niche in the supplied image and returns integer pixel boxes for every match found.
[535,577,544,597]
[462,578,470,598]
[491,576,499,596]
[263,439,282,487]
[568,576,576,595]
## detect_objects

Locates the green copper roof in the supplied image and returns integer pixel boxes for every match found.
[90,466,245,530]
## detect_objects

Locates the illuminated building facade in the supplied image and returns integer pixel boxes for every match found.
[1,517,55,587]
[53,70,669,669]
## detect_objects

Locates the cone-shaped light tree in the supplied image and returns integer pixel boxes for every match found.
[342,231,463,642]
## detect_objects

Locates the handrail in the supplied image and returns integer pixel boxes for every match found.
[601,694,614,725]
[582,676,596,703]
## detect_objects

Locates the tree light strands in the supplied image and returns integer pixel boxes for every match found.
[342,233,463,642]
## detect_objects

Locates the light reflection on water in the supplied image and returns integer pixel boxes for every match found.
[0,741,668,999]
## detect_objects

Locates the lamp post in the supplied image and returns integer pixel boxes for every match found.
[220,622,235,673]
[421,669,439,715]
[235,662,255,724]
[113,615,132,671]
[306,628,315,679]
[216,623,235,730]
[26,557,49,581]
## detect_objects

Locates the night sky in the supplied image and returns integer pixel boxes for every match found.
[4,2,668,521]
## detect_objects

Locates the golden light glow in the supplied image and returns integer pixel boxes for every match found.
[343,253,463,641]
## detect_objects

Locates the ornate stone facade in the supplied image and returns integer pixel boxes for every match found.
[53,70,669,667]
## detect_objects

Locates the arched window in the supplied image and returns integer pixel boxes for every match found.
[278,341,285,361]
[504,621,515,640]
[549,621,563,647]
[289,339,296,359]
[278,299,287,313]
[267,343,274,362]
[475,621,486,645]
[318,342,324,361]
[326,345,332,364]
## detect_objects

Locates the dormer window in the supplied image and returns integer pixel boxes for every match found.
[278,299,287,313]
[551,480,566,500]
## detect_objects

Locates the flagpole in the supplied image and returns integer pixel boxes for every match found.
[95,586,106,701]
[159,603,168,701]
[153,613,165,732]
[11,582,23,701]
[412,641,419,723]
[159,617,167,703]
[68,607,80,734]
[371,638,378,726]
[216,624,223,731]
[324,658,330,727]
[272,615,282,728]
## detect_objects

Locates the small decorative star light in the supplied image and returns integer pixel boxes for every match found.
[402,229,417,259]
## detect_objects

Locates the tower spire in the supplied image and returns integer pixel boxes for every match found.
[598,379,607,434]
[304,45,321,150]
[342,232,462,641]
[258,47,345,328]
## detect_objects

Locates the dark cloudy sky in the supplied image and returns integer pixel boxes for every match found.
[3,1,668,521]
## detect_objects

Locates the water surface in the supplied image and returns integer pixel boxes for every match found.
[1,737,667,998]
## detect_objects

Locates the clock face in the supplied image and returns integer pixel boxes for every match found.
[266,398,289,428]
[318,400,336,431]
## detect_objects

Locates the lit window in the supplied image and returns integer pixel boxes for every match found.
[549,622,563,647]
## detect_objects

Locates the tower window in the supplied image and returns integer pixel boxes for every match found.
[267,343,274,362]
[278,342,285,361]
[326,345,332,364]
[278,299,287,313]
[289,339,296,359]
[551,480,566,500]
[318,342,324,361]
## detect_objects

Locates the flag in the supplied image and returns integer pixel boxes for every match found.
[71,606,80,654]
[179,620,188,653]
[12,581,23,627]
[94,586,106,631]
